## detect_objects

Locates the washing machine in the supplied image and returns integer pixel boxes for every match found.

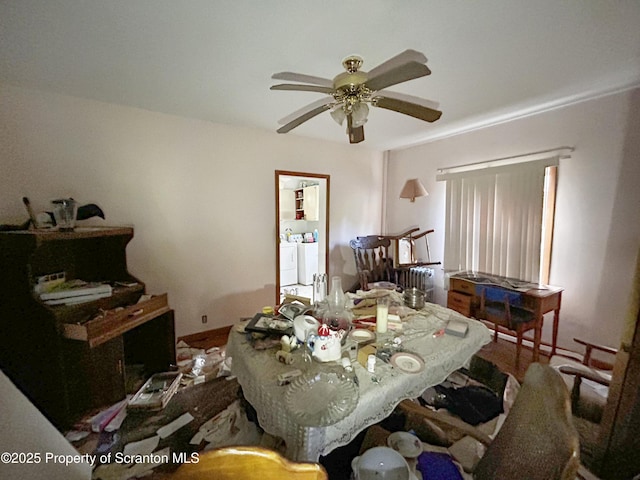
[280,242,298,286]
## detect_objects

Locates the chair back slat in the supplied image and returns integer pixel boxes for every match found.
[349,236,395,290]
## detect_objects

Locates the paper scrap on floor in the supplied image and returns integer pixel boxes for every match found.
[92,446,170,480]
[157,412,194,439]
[122,435,160,457]
[190,399,262,448]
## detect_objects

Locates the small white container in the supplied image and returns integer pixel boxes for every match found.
[367,354,376,373]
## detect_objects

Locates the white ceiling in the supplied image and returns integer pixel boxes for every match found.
[2,1,640,151]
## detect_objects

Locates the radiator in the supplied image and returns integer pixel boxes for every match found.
[399,266,435,302]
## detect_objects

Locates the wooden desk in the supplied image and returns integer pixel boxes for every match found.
[226,304,491,462]
[447,272,563,360]
[0,227,176,429]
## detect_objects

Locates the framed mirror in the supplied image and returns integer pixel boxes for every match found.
[275,170,330,305]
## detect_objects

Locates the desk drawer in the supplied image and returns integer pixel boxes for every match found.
[62,293,171,348]
[447,291,473,317]
[449,278,475,295]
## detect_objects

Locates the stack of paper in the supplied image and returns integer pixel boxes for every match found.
[39,279,112,305]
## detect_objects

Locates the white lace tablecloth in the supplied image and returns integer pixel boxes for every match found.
[226,303,491,462]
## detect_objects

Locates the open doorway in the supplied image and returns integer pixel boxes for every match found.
[275,170,330,305]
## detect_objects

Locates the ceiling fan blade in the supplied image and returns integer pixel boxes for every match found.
[376,90,440,111]
[365,61,431,92]
[347,115,365,144]
[271,83,335,94]
[277,103,332,134]
[374,96,442,123]
[272,72,333,87]
[278,97,335,125]
[367,49,428,79]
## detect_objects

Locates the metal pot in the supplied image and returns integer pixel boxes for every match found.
[403,287,425,309]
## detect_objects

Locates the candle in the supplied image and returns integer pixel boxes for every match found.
[376,296,389,334]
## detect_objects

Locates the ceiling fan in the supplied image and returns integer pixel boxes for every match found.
[270,49,442,144]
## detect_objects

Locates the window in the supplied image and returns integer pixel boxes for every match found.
[438,157,559,284]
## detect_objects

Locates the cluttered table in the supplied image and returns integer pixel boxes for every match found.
[226,291,491,462]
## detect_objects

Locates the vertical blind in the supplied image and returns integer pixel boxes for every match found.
[439,157,558,283]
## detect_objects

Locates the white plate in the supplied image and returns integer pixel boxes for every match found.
[387,431,423,458]
[348,329,376,343]
[390,352,425,374]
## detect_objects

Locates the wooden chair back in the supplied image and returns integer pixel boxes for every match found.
[479,287,536,370]
[171,446,328,480]
[349,235,396,290]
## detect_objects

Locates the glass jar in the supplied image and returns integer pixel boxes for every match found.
[323,275,352,335]
[52,198,78,232]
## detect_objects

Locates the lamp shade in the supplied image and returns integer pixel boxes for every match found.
[399,178,428,202]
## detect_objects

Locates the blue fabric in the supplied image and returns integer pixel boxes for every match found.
[479,285,523,305]
[416,452,464,480]
[483,286,533,325]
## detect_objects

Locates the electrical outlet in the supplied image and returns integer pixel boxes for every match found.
[201,315,207,324]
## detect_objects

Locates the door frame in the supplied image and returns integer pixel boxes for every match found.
[275,170,330,305]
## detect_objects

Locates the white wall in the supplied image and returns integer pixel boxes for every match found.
[385,88,640,350]
[0,84,383,337]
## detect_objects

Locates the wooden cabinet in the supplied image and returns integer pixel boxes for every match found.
[292,185,319,221]
[0,227,175,429]
[447,291,474,317]
[294,188,305,220]
[447,277,477,316]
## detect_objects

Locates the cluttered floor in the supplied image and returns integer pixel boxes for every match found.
[62,333,535,480]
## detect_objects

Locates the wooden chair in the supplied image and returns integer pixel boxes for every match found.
[479,287,536,371]
[170,446,328,480]
[383,227,441,268]
[349,235,397,290]
[550,338,616,424]
[349,228,441,292]
[394,363,580,480]
[549,339,618,474]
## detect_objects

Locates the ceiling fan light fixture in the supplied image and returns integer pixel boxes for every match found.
[330,107,346,126]
[270,49,441,144]
[351,102,369,127]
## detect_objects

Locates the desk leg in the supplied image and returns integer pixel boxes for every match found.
[552,308,560,357]
[551,291,562,358]
[533,316,542,362]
